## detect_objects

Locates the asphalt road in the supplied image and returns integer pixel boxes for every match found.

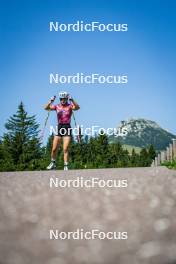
[0,167,176,264]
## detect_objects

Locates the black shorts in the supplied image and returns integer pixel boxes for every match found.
[56,124,72,137]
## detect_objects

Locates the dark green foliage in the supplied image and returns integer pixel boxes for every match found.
[148,145,156,160]
[130,148,139,167]
[162,160,176,170]
[139,148,150,167]
[0,102,42,171]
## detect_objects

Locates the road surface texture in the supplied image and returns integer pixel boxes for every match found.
[0,166,176,264]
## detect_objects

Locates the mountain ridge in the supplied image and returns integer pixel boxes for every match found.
[109,118,176,151]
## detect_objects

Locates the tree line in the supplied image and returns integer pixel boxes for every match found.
[0,102,156,171]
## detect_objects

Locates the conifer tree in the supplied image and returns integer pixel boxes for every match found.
[3,102,42,170]
[148,145,156,162]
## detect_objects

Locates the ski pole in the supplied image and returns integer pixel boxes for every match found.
[72,111,77,127]
[72,111,81,143]
[40,110,50,142]
[40,96,56,142]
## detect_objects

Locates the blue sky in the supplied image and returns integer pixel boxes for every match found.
[0,0,176,142]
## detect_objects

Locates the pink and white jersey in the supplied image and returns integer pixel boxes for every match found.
[51,103,73,124]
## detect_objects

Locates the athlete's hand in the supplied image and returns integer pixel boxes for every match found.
[50,95,56,103]
[68,95,73,101]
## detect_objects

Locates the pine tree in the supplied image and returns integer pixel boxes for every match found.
[148,145,156,161]
[139,148,150,167]
[95,133,109,168]
[109,142,123,166]
[3,102,42,170]
[130,148,140,167]
[0,140,15,171]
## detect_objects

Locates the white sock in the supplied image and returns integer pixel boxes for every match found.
[64,162,68,166]
[51,159,56,162]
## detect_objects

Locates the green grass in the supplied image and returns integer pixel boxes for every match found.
[122,144,142,154]
[162,160,176,169]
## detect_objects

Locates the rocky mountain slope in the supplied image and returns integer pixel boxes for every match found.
[109,118,176,151]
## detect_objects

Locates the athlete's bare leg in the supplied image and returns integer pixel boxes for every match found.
[51,136,62,160]
[63,136,71,163]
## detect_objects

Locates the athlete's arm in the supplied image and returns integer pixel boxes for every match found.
[71,99,80,110]
[44,97,56,111]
